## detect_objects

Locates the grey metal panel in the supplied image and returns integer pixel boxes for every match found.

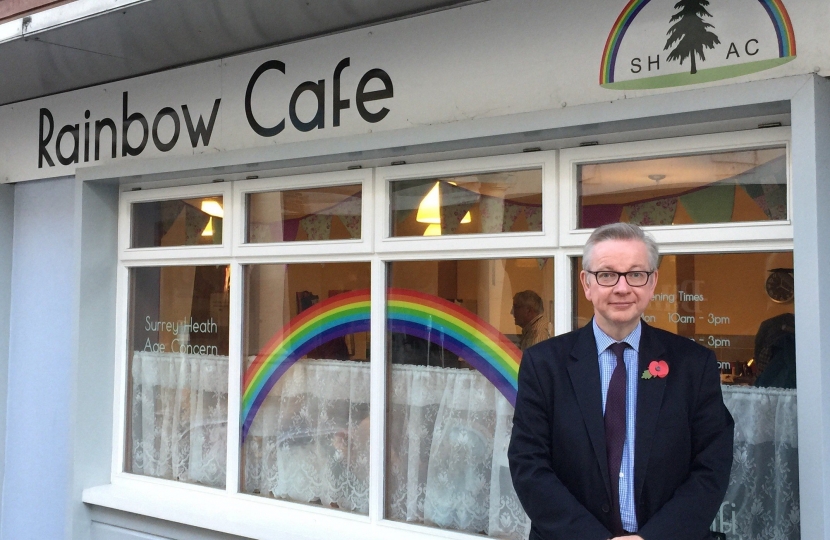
[0,0,480,105]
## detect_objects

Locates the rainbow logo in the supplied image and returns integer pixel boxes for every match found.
[241,288,522,440]
[600,0,796,88]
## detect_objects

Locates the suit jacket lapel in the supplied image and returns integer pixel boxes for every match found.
[567,324,612,505]
[634,323,668,505]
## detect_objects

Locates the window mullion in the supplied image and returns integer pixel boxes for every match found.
[225,261,244,494]
[368,256,388,523]
[554,250,575,336]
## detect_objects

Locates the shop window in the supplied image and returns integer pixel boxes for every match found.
[240,262,371,514]
[246,185,362,243]
[389,169,542,237]
[385,257,552,538]
[577,147,787,229]
[574,251,798,539]
[110,141,797,540]
[131,196,225,247]
[126,265,230,487]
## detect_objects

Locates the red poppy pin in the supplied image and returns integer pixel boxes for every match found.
[642,360,669,379]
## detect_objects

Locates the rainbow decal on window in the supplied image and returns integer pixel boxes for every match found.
[241,288,522,441]
[599,0,796,85]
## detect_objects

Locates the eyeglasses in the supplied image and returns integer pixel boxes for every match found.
[585,270,654,287]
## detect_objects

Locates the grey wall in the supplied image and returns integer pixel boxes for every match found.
[70,180,118,540]
[1,177,76,539]
[791,74,830,540]
[0,177,120,540]
[0,184,14,527]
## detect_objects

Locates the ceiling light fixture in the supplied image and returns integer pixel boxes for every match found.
[201,217,214,237]
[200,199,224,218]
[416,182,472,236]
[200,199,223,237]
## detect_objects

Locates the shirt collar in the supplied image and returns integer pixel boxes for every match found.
[524,313,544,330]
[592,318,642,355]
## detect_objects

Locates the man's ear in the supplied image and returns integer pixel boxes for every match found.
[579,270,592,301]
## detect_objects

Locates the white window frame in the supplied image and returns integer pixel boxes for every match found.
[92,129,796,540]
[233,168,374,258]
[559,127,793,249]
[119,182,234,261]
[375,151,558,254]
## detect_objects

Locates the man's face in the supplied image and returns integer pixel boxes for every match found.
[512,301,532,328]
[580,238,657,339]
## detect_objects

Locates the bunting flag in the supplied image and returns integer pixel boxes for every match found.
[679,184,735,224]
[184,204,211,244]
[440,181,480,234]
[742,181,787,220]
[300,214,332,240]
[742,182,764,201]
[581,204,624,228]
[335,195,362,239]
[160,200,186,238]
[762,182,787,220]
[273,219,300,242]
[502,202,523,233]
[625,197,677,226]
[524,206,543,232]
[736,156,787,220]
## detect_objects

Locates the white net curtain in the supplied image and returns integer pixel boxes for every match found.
[242,359,372,513]
[129,353,799,540]
[129,351,228,488]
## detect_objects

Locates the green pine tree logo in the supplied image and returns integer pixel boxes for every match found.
[664,0,720,75]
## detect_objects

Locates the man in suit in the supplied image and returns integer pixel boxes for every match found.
[508,223,734,540]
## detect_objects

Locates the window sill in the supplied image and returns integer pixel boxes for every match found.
[83,479,479,540]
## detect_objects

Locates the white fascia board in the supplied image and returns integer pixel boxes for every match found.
[0,19,21,44]
[13,0,147,36]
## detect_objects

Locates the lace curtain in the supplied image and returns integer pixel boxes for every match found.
[242,359,372,513]
[129,354,799,540]
[387,363,528,539]
[718,386,799,540]
[129,351,228,488]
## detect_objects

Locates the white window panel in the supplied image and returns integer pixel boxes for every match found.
[559,127,792,248]
[120,182,233,261]
[233,169,374,258]
[375,151,558,254]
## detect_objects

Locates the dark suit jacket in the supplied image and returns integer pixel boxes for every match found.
[508,321,734,540]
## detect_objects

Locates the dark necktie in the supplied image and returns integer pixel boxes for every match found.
[605,341,628,535]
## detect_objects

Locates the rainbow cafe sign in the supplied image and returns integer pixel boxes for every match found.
[600,0,796,90]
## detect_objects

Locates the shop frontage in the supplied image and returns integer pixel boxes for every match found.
[1,1,828,539]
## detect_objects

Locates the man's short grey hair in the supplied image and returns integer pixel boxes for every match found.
[582,222,659,271]
[513,290,543,314]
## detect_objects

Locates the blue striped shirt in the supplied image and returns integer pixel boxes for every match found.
[593,319,640,533]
